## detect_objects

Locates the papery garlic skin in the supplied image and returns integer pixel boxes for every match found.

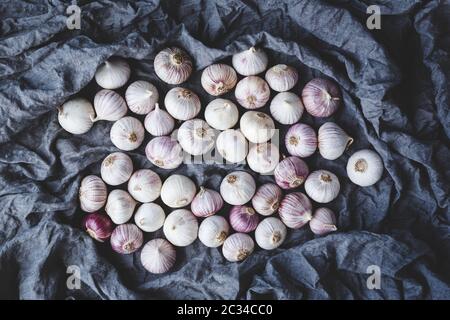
[310,208,337,235]
[302,78,341,117]
[110,116,145,151]
[229,205,259,233]
[201,64,237,96]
[220,171,256,205]
[265,64,298,92]
[222,233,254,262]
[163,209,198,247]
[232,47,268,76]
[58,98,95,135]
[145,136,183,169]
[270,92,304,125]
[79,175,107,212]
[134,203,165,232]
[164,87,201,120]
[161,175,196,208]
[240,111,275,143]
[141,239,176,274]
[204,99,239,130]
[191,187,224,217]
[274,156,309,189]
[144,103,175,136]
[278,192,312,229]
[216,129,248,163]
[304,170,340,203]
[235,76,270,109]
[92,89,127,122]
[105,189,137,224]
[128,169,162,203]
[346,149,383,187]
[110,224,143,254]
[285,123,317,158]
[252,183,282,216]
[247,142,280,174]
[177,119,215,156]
[154,47,193,85]
[125,81,159,115]
[198,215,229,248]
[95,58,131,89]
[255,217,287,250]
[101,152,133,186]
[318,122,353,160]
[83,213,114,242]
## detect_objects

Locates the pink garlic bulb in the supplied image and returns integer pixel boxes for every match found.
[285,123,317,158]
[278,192,312,229]
[191,187,224,217]
[229,205,260,233]
[302,78,342,117]
[274,156,309,189]
[310,207,337,236]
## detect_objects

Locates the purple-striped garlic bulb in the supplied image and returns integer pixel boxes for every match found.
[222,233,255,262]
[82,213,114,242]
[302,78,341,117]
[235,76,270,109]
[110,224,144,254]
[79,175,107,212]
[201,64,237,96]
[285,123,317,158]
[251,183,282,216]
[191,187,224,217]
[229,205,259,233]
[310,208,337,235]
[278,192,312,229]
[265,64,298,92]
[145,136,184,169]
[274,156,309,190]
[154,47,193,85]
[92,89,127,122]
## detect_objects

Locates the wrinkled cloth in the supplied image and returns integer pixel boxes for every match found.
[0,0,449,300]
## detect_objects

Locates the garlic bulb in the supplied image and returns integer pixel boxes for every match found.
[95,58,130,89]
[304,170,340,203]
[232,47,268,76]
[134,203,165,232]
[318,122,353,160]
[100,152,133,186]
[161,175,196,208]
[198,215,229,248]
[222,233,254,262]
[125,80,159,115]
[58,98,95,135]
[110,224,143,254]
[274,156,309,189]
[154,47,193,85]
[255,217,287,250]
[204,99,239,130]
[229,205,259,233]
[92,89,127,122]
[346,149,383,187]
[252,183,282,216]
[83,213,114,242]
[191,187,224,217]
[79,175,107,212]
[141,239,176,274]
[216,129,248,163]
[302,78,341,117]
[177,119,215,156]
[144,103,175,136]
[240,111,275,143]
[128,169,162,203]
[246,143,280,174]
[278,192,312,229]
[310,208,337,235]
[235,76,270,109]
[105,189,137,224]
[110,116,145,151]
[269,92,304,125]
[285,123,317,158]
[145,136,183,169]
[265,64,298,92]
[220,171,256,205]
[201,64,237,96]
[164,87,201,120]
[163,209,198,247]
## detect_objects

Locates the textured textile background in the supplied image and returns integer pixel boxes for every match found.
[0,0,449,299]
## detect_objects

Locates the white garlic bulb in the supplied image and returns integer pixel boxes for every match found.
[265,64,298,92]
[164,87,201,120]
[247,143,280,174]
[105,189,137,224]
[163,209,198,247]
[125,80,159,115]
[95,58,130,89]
[346,149,383,187]
[177,119,215,156]
[79,175,107,212]
[304,170,340,203]
[145,136,184,169]
[255,217,287,250]
[222,233,254,262]
[318,122,353,160]
[144,103,175,136]
[140,238,176,274]
[198,215,230,248]
[127,169,162,203]
[201,64,237,96]
[100,152,133,186]
[235,76,270,109]
[204,99,239,130]
[232,47,268,76]
[134,203,165,232]
[161,175,196,208]
[270,92,304,125]
[110,116,145,151]
[154,47,193,85]
[220,171,256,205]
[58,98,95,135]
[216,129,248,164]
[240,111,275,143]
[92,89,128,122]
